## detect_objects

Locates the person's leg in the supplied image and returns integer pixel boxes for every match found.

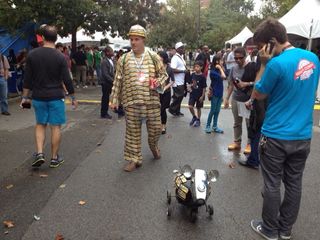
[124,106,143,166]
[75,66,81,86]
[246,132,261,166]
[213,96,223,129]
[278,140,310,237]
[0,77,9,113]
[50,125,62,159]
[81,66,87,86]
[169,87,178,114]
[196,107,201,120]
[205,97,215,130]
[259,137,286,237]
[146,106,162,159]
[100,83,108,117]
[188,105,195,117]
[229,98,242,149]
[35,124,47,154]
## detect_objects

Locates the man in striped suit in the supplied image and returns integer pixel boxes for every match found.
[110,25,168,172]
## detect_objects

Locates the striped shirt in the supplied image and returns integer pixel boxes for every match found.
[110,50,168,107]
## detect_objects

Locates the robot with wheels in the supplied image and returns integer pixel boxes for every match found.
[166,164,219,222]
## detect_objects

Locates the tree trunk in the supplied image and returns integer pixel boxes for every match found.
[71,28,77,53]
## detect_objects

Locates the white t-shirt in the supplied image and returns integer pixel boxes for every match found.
[226,51,236,70]
[170,53,186,86]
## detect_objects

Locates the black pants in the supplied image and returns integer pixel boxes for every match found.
[169,85,185,114]
[259,136,310,236]
[100,82,113,117]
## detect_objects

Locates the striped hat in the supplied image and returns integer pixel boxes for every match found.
[128,24,146,38]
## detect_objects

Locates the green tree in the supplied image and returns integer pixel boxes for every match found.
[0,0,161,50]
[259,0,299,19]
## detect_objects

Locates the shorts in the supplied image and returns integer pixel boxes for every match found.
[188,96,204,108]
[33,99,66,125]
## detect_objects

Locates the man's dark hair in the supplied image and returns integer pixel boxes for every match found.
[234,47,246,57]
[55,42,63,49]
[253,17,288,44]
[42,25,57,43]
[225,43,231,49]
[158,51,169,64]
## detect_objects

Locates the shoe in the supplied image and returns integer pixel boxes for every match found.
[82,85,88,89]
[123,161,142,172]
[161,128,166,134]
[238,159,259,169]
[101,114,112,119]
[168,109,177,116]
[177,112,184,116]
[1,111,10,116]
[32,153,45,168]
[228,142,241,151]
[50,155,64,168]
[193,119,200,127]
[244,144,251,154]
[213,127,224,134]
[151,147,161,159]
[204,126,212,134]
[251,220,278,240]
[76,85,80,89]
[189,116,197,126]
[279,233,291,240]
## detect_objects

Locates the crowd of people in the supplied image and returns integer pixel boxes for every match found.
[0,17,319,240]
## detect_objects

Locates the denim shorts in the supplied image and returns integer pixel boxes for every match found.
[33,99,66,125]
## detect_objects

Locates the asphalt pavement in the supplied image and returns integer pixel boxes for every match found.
[1,86,320,240]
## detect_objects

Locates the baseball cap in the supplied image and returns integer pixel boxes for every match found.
[175,42,185,49]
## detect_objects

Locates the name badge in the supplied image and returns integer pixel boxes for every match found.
[137,71,146,83]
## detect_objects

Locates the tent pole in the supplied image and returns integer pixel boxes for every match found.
[307,19,314,50]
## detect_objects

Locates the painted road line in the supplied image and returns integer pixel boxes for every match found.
[66,99,320,110]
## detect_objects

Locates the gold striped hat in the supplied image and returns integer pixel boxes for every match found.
[128,24,146,38]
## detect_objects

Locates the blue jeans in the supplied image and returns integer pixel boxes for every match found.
[247,131,260,166]
[0,77,8,113]
[206,95,223,128]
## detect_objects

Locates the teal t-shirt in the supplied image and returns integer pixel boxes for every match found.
[255,48,319,140]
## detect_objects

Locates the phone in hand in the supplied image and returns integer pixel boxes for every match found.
[22,102,31,109]
[266,40,275,54]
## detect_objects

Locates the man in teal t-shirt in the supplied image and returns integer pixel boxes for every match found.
[248,18,320,240]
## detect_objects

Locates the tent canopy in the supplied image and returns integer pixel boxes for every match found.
[279,0,320,39]
[57,29,129,48]
[225,27,253,46]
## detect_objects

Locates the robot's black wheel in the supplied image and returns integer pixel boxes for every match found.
[167,190,171,205]
[190,209,197,223]
[208,205,214,216]
[167,206,172,217]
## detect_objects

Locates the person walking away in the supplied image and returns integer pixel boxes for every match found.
[0,53,10,115]
[205,54,226,133]
[248,18,320,240]
[21,25,77,168]
[188,61,207,127]
[158,51,175,134]
[99,46,114,119]
[224,47,257,155]
[94,47,102,81]
[72,45,87,88]
[110,25,167,172]
[169,42,188,116]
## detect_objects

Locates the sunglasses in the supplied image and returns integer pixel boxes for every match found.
[234,57,244,60]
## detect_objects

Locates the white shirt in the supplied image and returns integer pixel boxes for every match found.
[226,51,237,70]
[170,53,186,86]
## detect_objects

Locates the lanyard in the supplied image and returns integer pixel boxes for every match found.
[132,51,145,71]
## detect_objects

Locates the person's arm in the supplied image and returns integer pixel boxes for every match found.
[199,76,207,102]
[164,67,175,91]
[110,56,124,109]
[171,55,186,73]
[3,56,10,79]
[223,68,234,108]
[150,53,168,89]
[61,58,78,109]
[100,60,113,83]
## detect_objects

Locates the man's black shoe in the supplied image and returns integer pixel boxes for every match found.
[238,159,259,169]
[101,114,112,119]
[1,111,11,116]
[177,112,184,116]
[168,109,177,116]
[32,153,45,168]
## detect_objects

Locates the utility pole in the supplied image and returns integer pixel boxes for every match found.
[198,0,201,47]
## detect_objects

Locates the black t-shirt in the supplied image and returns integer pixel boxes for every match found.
[72,50,87,66]
[23,47,74,100]
[190,73,207,98]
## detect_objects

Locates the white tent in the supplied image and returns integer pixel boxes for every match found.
[57,29,130,49]
[279,0,320,49]
[225,27,253,46]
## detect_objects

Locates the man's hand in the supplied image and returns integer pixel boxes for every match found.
[259,43,274,65]
[199,96,204,103]
[236,80,249,89]
[110,103,118,111]
[20,98,31,109]
[245,99,254,110]
[149,78,159,90]
[223,98,229,109]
